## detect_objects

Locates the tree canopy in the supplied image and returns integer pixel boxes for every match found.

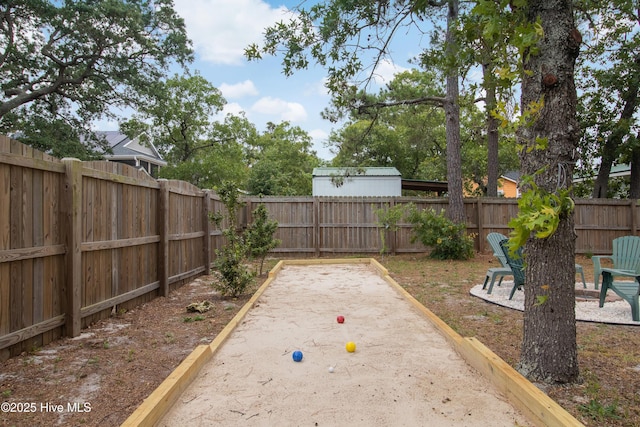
[0,0,193,153]
[122,73,227,164]
[246,122,322,196]
[575,0,640,198]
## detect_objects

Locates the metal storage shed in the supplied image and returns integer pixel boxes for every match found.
[312,167,402,197]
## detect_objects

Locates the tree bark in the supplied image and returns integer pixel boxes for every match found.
[483,62,499,197]
[516,0,579,383]
[630,134,640,199]
[444,0,465,223]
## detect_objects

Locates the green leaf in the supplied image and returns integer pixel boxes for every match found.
[535,295,549,306]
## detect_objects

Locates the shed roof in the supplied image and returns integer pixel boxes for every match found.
[312,167,401,177]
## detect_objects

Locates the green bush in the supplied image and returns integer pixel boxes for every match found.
[213,243,255,297]
[210,181,255,297]
[407,207,474,260]
[245,203,281,276]
[373,203,408,255]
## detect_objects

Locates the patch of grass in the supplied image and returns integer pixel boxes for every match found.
[164,332,175,344]
[581,369,602,398]
[126,349,135,363]
[103,340,110,349]
[2,389,11,398]
[88,357,99,365]
[52,356,62,373]
[183,315,206,323]
[477,309,503,324]
[578,399,622,422]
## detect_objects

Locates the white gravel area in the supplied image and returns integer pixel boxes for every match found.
[470,282,640,326]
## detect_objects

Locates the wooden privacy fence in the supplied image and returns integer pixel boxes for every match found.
[245,196,640,256]
[1,136,639,357]
[0,137,226,358]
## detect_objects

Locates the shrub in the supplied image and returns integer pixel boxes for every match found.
[213,243,255,297]
[210,181,255,297]
[245,203,281,276]
[373,203,408,255]
[407,207,474,260]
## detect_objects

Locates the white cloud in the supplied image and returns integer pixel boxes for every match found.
[251,97,308,122]
[219,80,259,99]
[221,102,246,117]
[309,128,328,141]
[174,0,291,65]
[308,129,333,160]
[304,78,330,97]
[371,59,409,85]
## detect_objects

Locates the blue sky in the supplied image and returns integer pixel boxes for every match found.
[169,0,419,160]
[96,0,422,160]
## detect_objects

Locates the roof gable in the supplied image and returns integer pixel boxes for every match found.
[96,131,165,164]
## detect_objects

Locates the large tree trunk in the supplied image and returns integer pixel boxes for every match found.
[444,0,465,223]
[483,62,500,197]
[516,0,580,383]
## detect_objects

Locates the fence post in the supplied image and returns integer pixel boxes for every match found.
[389,198,397,255]
[62,158,82,337]
[476,198,484,253]
[202,190,211,272]
[158,179,169,297]
[313,197,320,257]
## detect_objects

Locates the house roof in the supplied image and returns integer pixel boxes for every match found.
[500,170,522,183]
[97,131,167,166]
[312,167,401,177]
[607,163,630,177]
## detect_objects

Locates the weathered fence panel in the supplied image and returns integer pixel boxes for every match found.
[317,197,385,254]
[79,162,161,328]
[0,139,224,358]
[1,135,640,357]
[574,198,640,255]
[166,180,207,289]
[0,136,66,355]
[244,197,315,255]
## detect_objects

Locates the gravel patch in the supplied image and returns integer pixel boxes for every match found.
[470,282,640,326]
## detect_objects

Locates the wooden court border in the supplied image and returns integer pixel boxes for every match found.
[122,258,584,427]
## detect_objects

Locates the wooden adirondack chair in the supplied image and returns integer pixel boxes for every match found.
[593,235,640,289]
[499,239,525,300]
[482,233,513,294]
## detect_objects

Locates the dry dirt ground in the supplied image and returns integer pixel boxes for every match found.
[1,254,639,427]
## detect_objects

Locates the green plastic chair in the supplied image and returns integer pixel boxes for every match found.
[482,233,513,294]
[499,239,525,300]
[484,232,586,292]
[593,235,640,290]
[599,269,640,321]
[487,232,510,267]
